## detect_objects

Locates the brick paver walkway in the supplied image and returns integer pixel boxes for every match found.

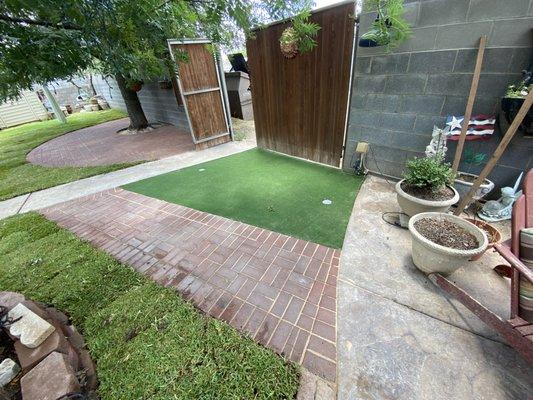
[42,189,339,381]
[27,118,194,167]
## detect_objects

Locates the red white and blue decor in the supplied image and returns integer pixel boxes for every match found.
[445,115,496,141]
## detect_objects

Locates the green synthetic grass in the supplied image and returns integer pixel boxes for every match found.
[0,109,135,201]
[0,213,299,400]
[124,149,363,248]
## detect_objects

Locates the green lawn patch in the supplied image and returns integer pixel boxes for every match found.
[0,110,135,201]
[0,213,299,399]
[124,148,363,248]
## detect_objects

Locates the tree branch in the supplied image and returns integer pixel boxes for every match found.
[0,14,82,31]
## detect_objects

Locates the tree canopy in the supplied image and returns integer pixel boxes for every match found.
[0,0,315,101]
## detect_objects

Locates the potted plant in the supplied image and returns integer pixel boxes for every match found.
[408,212,488,275]
[358,0,411,49]
[396,156,459,220]
[454,148,495,201]
[501,70,532,137]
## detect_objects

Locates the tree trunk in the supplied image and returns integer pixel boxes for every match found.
[88,74,97,96]
[115,74,148,130]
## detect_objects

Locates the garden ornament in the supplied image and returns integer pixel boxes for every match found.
[478,172,524,222]
[425,125,449,158]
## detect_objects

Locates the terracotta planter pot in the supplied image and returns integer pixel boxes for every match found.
[396,179,459,218]
[463,218,502,260]
[454,172,494,201]
[408,212,488,275]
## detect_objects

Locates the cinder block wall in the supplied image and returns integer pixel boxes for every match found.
[345,0,533,188]
[92,76,190,132]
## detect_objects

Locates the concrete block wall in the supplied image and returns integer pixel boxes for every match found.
[92,76,190,132]
[345,0,533,189]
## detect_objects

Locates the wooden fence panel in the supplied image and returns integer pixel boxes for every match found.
[169,40,231,149]
[246,2,355,167]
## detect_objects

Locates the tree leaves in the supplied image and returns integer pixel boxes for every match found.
[0,0,311,102]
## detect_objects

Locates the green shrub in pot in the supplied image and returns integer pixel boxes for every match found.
[396,156,459,223]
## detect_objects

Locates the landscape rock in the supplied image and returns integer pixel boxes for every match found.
[0,291,25,311]
[8,303,55,348]
[0,358,20,387]
[20,352,81,400]
[15,323,69,370]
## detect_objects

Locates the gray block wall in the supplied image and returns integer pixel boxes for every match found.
[345,0,533,189]
[92,76,190,132]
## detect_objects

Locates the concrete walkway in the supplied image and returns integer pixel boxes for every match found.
[0,140,254,220]
[337,176,533,399]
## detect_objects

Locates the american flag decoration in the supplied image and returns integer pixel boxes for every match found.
[445,114,496,141]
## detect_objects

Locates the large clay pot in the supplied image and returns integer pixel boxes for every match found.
[396,179,459,218]
[408,212,488,275]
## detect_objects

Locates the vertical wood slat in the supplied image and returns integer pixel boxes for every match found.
[246,3,355,167]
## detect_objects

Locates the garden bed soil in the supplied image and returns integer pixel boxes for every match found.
[414,218,479,250]
[456,173,490,185]
[401,182,455,201]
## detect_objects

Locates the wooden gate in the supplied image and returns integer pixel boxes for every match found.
[246,2,356,166]
[168,39,232,149]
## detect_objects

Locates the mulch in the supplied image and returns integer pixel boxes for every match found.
[414,218,479,250]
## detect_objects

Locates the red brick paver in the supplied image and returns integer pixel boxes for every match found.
[41,189,339,382]
[27,118,194,167]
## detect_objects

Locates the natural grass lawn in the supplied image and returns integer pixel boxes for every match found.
[124,149,363,248]
[0,213,299,399]
[0,109,135,201]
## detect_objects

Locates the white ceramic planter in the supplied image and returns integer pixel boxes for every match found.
[454,172,495,200]
[408,212,488,275]
[396,179,459,218]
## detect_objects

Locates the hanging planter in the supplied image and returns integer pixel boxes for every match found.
[280,27,300,59]
[278,10,320,59]
[358,0,411,50]
[129,80,144,92]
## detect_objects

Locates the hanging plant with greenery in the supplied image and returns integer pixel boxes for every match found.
[279,10,320,58]
[359,0,411,50]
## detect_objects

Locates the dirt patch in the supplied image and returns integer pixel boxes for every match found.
[456,173,490,185]
[401,182,455,201]
[414,218,479,250]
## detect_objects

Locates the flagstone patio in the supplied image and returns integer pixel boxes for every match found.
[338,175,533,399]
[41,188,339,382]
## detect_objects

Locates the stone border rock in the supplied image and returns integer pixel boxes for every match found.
[0,291,97,400]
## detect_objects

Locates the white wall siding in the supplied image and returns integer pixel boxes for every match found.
[0,91,48,129]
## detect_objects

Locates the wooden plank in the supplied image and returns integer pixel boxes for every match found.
[454,89,533,215]
[246,2,355,167]
[452,36,486,174]
[174,44,219,92]
[508,317,531,328]
[516,324,533,336]
[429,273,533,364]
[185,91,227,140]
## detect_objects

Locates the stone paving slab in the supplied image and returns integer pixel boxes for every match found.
[338,284,533,400]
[338,175,533,399]
[27,118,194,167]
[41,188,339,382]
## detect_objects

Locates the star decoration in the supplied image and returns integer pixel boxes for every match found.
[446,116,464,131]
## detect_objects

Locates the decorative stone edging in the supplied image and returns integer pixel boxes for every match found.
[0,291,97,400]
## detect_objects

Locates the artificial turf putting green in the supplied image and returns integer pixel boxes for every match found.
[0,213,299,399]
[124,148,363,248]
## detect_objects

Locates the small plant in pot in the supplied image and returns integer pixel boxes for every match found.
[454,148,494,201]
[408,212,488,275]
[396,156,459,225]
